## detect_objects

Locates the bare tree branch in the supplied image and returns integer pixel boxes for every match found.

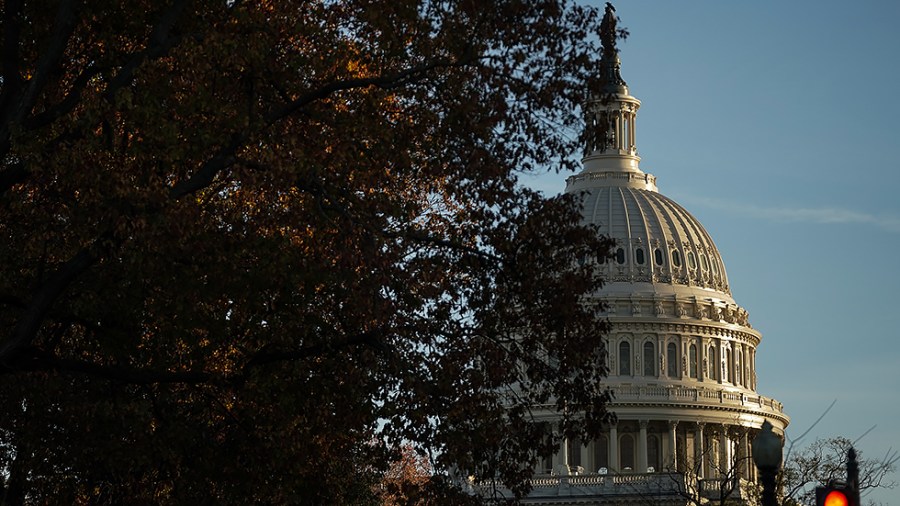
[0,248,97,367]
[23,65,101,129]
[264,48,478,126]
[103,0,190,102]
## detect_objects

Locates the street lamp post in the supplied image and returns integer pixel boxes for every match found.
[752,420,782,506]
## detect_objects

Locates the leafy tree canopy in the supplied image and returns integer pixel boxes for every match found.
[0,0,615,503]
[782,437,898,506]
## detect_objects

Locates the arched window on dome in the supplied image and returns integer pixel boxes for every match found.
[593,436,609,472]
[689,344,698,378]
[567,437,582,468]
[712,258,720,275]
[643,341,655,377]
[635,248,645,265]
[666,342,678,378]
[687,251,697,270]
[620,434,635,470]
[619,341,631,376]
[708,345,717,380]
[654,248,664,266]
[648,434,661,472]
[676,434,687,472]
[700,254,709,271]
[541,433,553,473]
[672,250,682,267]
[616,248,626,264]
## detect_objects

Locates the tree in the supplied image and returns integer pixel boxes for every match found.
[378,443,480,506]
[781,437,898,506]
[0,0,615,503]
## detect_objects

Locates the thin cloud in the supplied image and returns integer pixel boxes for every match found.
[682,196,900,233]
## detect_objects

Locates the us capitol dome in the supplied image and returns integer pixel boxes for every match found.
[513,5,788,505]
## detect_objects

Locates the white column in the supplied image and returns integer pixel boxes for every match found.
[695,423,706,479]
[659,335,665,378]
[614,112,621,151]
[668,421,679,471]
[638,420,649,472]
[731,346,737,384]
[752,350,758,390]
[698,340,706,381]
[719,425,730,474]
[609,424,618,472]
[741,429,750,480]
[629,111,636,152]
[717,339,724,384]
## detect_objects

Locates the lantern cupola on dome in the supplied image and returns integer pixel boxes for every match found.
[573,3,652,191]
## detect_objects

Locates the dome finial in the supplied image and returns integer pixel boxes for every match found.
[574,2,646,185]
[601,3,619,60]
[598,3,627,90]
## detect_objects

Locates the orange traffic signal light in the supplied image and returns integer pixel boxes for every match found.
[816,486,853,506]
[823,490,849,506]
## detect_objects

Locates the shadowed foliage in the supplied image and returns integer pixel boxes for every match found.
[0,0,615,503]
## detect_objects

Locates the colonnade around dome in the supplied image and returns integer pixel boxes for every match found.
[541,419,771,479]
[478,413,783,504]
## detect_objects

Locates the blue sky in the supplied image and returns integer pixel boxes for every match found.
[527,1,900,502]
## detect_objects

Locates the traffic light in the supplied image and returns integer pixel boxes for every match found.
[814,447,860,506]
[815,485,853,506]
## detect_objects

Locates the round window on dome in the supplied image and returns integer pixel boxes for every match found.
[635,248,645,265]
[654,248,664,266]
[687,252,696,269]
[672,250,681,267]
[616,248,626,264]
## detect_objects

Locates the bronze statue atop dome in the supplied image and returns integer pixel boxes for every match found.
[597,3,626,89]
[600,2,618,60]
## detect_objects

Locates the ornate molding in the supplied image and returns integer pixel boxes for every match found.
[596,295,753,329]
[602,320,761,346]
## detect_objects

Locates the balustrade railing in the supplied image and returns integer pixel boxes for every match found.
[698,477,746,500]
[476,472,753,502]
[476,472,687,497]
[608,385,785,414]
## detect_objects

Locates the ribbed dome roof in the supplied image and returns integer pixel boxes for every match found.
[572,32,736,304]
[570,181,732,299]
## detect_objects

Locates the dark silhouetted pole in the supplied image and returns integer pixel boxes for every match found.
[848,447,860,506]
[752,420,782,506]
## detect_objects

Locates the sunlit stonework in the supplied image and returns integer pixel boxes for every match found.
[490,6,788,505]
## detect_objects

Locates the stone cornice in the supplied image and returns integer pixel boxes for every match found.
[602,319,762,346]
[606,401,789,427]
[528,384,789,426]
